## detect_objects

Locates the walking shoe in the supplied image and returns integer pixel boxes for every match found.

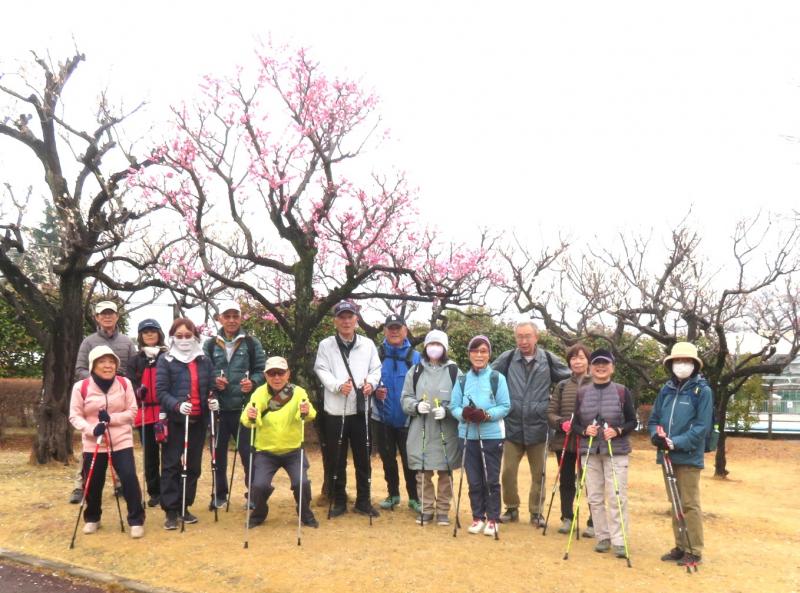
[557,518,572,534]
[677,553,702,567]
[353,503,380,518]
[613,545,627,558]
[69,488,83,504]
[582,525,595,538]
[328,504,347,518]
[436,514,450,526]
[594,539,611,553]
[130,525,144,539]
[208,496,226,510]
[163,514,179,530]
[147,495,160,508]
[499,507,519,523]
[302,516,320,528]
[415,512,434,525]
[182,511,198,524]
[467,519,486,534]
[379,495,401,510]
[408,499,421,513]
[82,521,100,534]
[483,520,499,537]
[530,514,546,528]
[661,547,685,562]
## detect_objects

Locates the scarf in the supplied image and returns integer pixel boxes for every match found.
[91,372,115,394]
[267,384,295,411]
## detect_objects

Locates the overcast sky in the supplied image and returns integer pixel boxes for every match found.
[2,0,800,338]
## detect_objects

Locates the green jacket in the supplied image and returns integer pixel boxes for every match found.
[203,332,267,411]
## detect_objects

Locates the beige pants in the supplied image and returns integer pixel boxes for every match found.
[501,440,547,516]
[586,454,629,547]
[416,470,454,514]
[664,464,704,555]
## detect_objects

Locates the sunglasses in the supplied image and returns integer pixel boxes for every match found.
[266,369,287,377]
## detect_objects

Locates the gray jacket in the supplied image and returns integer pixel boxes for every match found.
[75,329,137,380]
[492,347,570,445]
[401,360,462,471]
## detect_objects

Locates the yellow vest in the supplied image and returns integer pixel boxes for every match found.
[239,385,316,455]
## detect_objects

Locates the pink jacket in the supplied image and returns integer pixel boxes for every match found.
[69,376,138,453]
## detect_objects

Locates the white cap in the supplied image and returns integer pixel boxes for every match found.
[95,301,118,314]
[219,300,241,314]
[424,329,449,352]
[265,356,289,372]
[88,345,120,370]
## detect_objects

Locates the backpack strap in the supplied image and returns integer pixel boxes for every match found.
[244,335,257,376]
[80,378,90,400]
[412,363,425,393]
[405,347,415,367]
[448,364,458,387]
[489,370,499,402]
[497,351,513,377]
[116,376,128,391]
[378,343,386,362]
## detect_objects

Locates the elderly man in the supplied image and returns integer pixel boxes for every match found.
[492,321,570,525]
[314,300,382,518]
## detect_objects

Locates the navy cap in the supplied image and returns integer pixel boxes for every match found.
[590,348,615,364]
[137,318,162,333]
[384,314,406,328]
[333,300,359,316]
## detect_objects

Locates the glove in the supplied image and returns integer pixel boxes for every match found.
[463,406,487,423]
[561,420,572,433]
[417,400,431,415]
[98,409,111,423]
[208,398,220,412]
[652,434,670,450]
[93,422,107,437]
[154,420,168,443]
[433,406,446,420]
[178,401,193,415]
[136,385,148,401]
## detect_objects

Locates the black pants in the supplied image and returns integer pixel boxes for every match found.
[81,446,144,526]
[213,410,251,500]
[555,448,593,526]
[324,412,371,507]
[250,449,313,523]
[315,409,330,496]
[136,422,161,498]
[371,419,416,501]
[161,417,206,514]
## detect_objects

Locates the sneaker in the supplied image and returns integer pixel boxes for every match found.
[130,525,144,539]
[82,521,100,534]
[182,511,198,524]
[408,499,421,513]
[302,516,320,528]
[353,503,380,518]
[415,512,434,525]
[208,496,226,510]
[164,514,179,530]
[530,514,546,528]
[677,553,702,567]
[483,520,499,537]
[467,519,486,534]
[436,514,450,526]
[379,495,401,510]
[499,507,519,523]
[147,496,160,508]
[661,547,685,562]
[557,518,572,534]
[328,504,347,518]
[613,545,627,558]
[582,525,595,538]
[594,539,611,553]
[69,488,83,504]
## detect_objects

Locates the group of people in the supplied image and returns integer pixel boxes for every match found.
[67,298,714,569]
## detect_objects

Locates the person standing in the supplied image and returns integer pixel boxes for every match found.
[126,319,168,508]
[493,321,570,526]
[69,346,145,538]
[648,342,713,568]
[203,300,267,509]
[69,300,137,504]
[157,318,216,530]
[313,300,382,518]
[401,329,462,525]
[374,314,421,512]
[449,335,510,537]
[572,349,637,559]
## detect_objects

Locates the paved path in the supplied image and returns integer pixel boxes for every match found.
[0,559,110,593]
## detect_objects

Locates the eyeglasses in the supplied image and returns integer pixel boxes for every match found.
[469,348,490,355]
[266,369,287,377]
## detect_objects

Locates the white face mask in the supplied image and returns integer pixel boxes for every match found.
[174,337,196,352]
[672,361,695,380]
[426,344,445,361]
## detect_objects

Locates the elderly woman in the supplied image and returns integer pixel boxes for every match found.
[401,329,463,526]
[648,342,713,568]
[69,345,144,538]
[157,317,216,530]
[449,335,510,537]
[241,356,318,528]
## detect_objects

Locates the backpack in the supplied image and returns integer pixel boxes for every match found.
[690,382,718,453]
[378,343,416,368]
[458,370,500,405]
[496,349,556,382]
[80,376,129,399]
[411,362,458,394]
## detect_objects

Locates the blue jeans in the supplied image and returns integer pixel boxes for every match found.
[464,438,503,521]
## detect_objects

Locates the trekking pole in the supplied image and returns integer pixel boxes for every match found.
[327,407,347,520]
[141,418,147,504]
[180,411,190,533]
[535,426,550,529]
[470,398,498,541]
[297,400,307,546]
[104,424,125,533]
[564,419,596,560]
[419,394,428,527]
[244,402,257,549]
[605,422,632,568]
[364,383,373,527]
[69,435,103,549]
[452,421,470,537]
[208,401,219,522]
[434,398,456,528]
[574,433,582,540]
[663,449,698,573]
[543,414,574,535]
[377,381,396,511]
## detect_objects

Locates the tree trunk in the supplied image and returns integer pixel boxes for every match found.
[713,393,730,477]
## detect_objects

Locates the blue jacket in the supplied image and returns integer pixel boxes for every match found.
[156,354,215,423]
[449,366,511,440]
[374,339,421,428]
[648,374,713,468]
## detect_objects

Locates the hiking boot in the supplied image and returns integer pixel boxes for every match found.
[147,495,160,508]
[379,495,401,510]
[164,513,179,530]
[499,507,519,523]
[415,512,434,525]
[408,499,421,513]
[328,504,348,518]
[677,553,702,567]
[69,488,83,504]
[182,511,198,524]
[353,503,380,518]
[661,547,685,562]
[483,520,499,537]
[82,521,100,534]
[302,516,320,528]
[208,496,226,510]
[130,525,144,539]
[613,545,627,558]
[467,519,486,534]
[594,539,611,553]
[557,518,572,534]
[582,525,595,538]
[530,514,546,528]
[436,514,451,526]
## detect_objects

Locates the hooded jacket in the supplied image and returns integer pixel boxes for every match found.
[449,366,511,441]
[374,338,421,428]
[69,375,137,453]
